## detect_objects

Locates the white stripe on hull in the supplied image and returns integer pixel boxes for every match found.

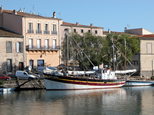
[44,79,125,90]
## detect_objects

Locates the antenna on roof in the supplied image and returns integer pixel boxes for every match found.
[32,4,35,14]
[58,13,60,18]
[23,8,25,13]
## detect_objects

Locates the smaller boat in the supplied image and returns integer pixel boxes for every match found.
[124,80,154,86]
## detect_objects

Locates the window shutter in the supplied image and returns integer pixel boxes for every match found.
[16,42,19,52]
[6,41,12,53]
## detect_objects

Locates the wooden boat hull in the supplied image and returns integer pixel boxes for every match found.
[44,75,126,90]
[124,80,154,86]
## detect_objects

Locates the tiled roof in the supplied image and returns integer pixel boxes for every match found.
[62,22,104,29]
[138,34,154,38]
[103,31,136,36]
[3,9,61,20]
[0,27,23,37]
[3,9,43,18]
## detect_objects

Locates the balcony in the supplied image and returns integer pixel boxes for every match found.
[28,30,34,33]
[44,30,50,34]
[36,30,42,34]
[26,45,60,51]
[52,31,57,35]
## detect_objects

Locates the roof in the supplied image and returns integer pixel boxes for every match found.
[3,9,62,20]
[103,31,136,36]
[0,27,23,38]
[62,22,104,29]
[138,34,154,38]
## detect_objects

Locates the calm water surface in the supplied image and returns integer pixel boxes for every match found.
[0,86,154,115]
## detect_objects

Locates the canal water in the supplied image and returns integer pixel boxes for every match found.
[0,86,154,115]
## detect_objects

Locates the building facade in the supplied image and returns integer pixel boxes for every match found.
[0,27,24,75]
[139,35,154,78]
[0,7,62,69]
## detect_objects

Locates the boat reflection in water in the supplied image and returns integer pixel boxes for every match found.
[1,87,154,115]
[45,88,127,115]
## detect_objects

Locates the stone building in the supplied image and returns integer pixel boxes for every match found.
[0,27,24,75]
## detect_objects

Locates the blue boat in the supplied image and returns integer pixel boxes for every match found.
[124,80,154,86]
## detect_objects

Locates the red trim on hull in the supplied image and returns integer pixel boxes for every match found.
[45,77,126,86]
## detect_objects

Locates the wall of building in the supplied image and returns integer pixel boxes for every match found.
[25,17,62,67]
[61,25,103,42]
[125,28,154,35]
[0,37,24,75]
[3,13,22,34]
[140,39,154,78]
[125,29,142,35]
[142,29,154,35]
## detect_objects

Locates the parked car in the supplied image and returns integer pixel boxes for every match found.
[15,71,36,80]
[0,74,11,80]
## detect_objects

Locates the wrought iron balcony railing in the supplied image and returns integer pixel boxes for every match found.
[44,30,50,34]
[52,31,57,35]
[28,30,34,33]
[36,30,42,34]
[26,45,60,51]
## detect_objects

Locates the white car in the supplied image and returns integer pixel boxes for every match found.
[15,71,36,80]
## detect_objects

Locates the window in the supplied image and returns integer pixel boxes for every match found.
[95,30,97,34]
[16,42,23,53]
[37,23,41,31]
[88,30,90,33]
[45,39,49,49]
[74,29,76,32]
[6,41,12,53]
[37,39,41,49]
[44,24,49,34]
[53,39,56,49]
[37,23,42,34]
[81,29,84,33]
[37,60,44,67]
[29,39,33,49]
[28,23,33,33]
[45,24,48,31]
[53,24,56,31]
[7,59,12,72]
[147,43,152,54]
[52,24,57,34]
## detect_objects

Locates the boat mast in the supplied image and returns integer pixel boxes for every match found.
[65,29,68,71]
[124,38,126,72]
[112,37,115,71]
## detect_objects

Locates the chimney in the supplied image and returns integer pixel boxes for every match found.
[90,23,93,27]
[53,11,56,18]
[38,12,40,16]
[32,12,35,15]
[0,4,3,14]
[76,22,79,26]
[124,27,127,30]
[13,10,17,15]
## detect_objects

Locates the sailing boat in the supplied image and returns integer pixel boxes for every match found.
[43,32,135,90]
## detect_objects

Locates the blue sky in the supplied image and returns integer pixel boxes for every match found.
[1,0,154,32]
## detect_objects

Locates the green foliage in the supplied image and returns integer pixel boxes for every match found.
[61,32,140,70]
[61,32,110,70]
[106,33,140,69]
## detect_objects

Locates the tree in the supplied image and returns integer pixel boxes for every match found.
[61,32,110,70]
[106,33,140,70]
